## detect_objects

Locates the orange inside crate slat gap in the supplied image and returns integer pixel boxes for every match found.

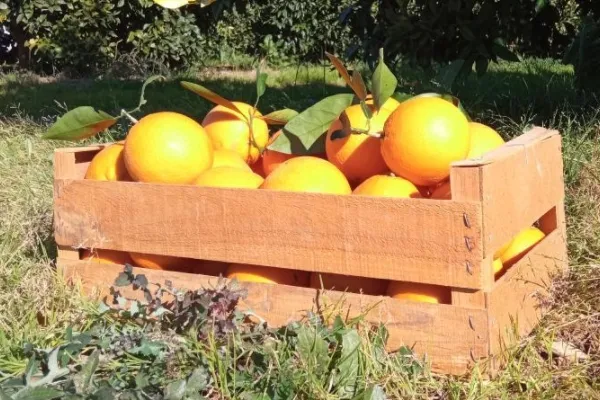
[54,127,568,375]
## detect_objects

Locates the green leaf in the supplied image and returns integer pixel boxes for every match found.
[256,69,268,103]
[164,379,187,400]
[91,387,116,400]
[42,107,117,141]
[371,48,398,110]
[114,272,133,287]
[14,387,63,400]
[352,385,385,400]
[181,81,244,116]
[129,339,165,357]
[74,350,99,394]
[535,0,549,13]
[335,329,361,398]
[390,92,413,103]
[492,40,520,62]
[24,355,39,386]
[435,59,465,92]
[359,101,373,120]
[137,75,164,110]
[261,108,299,125]
[136,373,150,390]
[185,368,210,395]
[297,326,329,375]
[269,93,354,154]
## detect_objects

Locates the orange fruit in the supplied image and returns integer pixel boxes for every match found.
[325,98,399,184]
[85,142,132,181]
[124,112,213,184]
[493,258,504,275]
[381,97,470,186]
[310,273,387,295]
[386,281,451,304]
[212,149,252,171]
[261,131,297,176]
[189,260,229,276]
[81,248,133,265]
[195,167,264,189]
[430,180,451,200]
[202,102,269,165]
[226,263,310,287]
[250,159,266,177]
[467,122,505,159]
[262,149,294,176]
[499,227,545,268]
[129,252,191,272]
[260,156,351,194]
[353,175,420,198]
[494,239,513,260]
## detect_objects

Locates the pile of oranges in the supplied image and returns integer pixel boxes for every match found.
[82,95,546,304]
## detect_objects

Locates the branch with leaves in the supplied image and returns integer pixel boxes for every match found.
[42,75,165,141]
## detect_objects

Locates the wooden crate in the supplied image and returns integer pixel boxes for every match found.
[54,127,568,375]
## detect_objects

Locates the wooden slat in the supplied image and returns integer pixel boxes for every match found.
[453,128,564,258]
[486,227,568,357]
[54,147,106,180]
[450,162,491,302]
[54,179,485,289]
[60,259,490,375]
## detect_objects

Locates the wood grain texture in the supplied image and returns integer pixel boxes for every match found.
[54,146,107,180]
[54,179,485,289]
[450,165,491,301]
[60,259,489,375]
[453,128,564,259]
[486,228,567,357]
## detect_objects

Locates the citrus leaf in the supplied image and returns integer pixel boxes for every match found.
[391,92,413,103]
[359,101,373,120]
[371,48,398,110]
[351,70,368,101]
[42,107,117,141]
[180,81,243,116]
[325,52,353,91]
[269,93,354,154]
[492,39,520,62]
[261,108,299,125]
[256,70,268,103]
[435,59,465,92]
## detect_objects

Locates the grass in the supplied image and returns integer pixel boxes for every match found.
[1,57,600,398]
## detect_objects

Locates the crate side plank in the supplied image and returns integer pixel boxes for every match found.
[468,132,563,258]
[450,164,491,302]
[60,259,489,374]
[54,179,485,289]
[486,228,567,358]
